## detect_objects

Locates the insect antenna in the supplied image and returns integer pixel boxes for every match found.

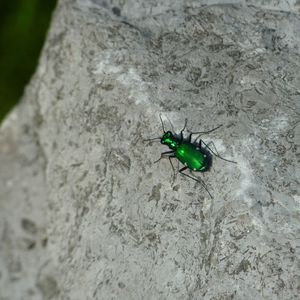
[165,115,175,133]
[143,137,161,142]
[159,114,166,133]
[181,118,188,132]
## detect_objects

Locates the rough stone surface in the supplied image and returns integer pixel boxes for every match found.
[1,0,300,299]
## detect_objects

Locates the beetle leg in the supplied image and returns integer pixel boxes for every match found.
[179,167,213,199]
[178,166,188,172]
[154,151,176,182]
[204,141,219,155]
[154,150,175,164]
[201,140,237,164]
[168,155,177,182]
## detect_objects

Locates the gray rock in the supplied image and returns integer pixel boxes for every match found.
[1,0,300,299]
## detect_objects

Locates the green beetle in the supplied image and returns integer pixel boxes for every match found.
[144,115,236,198]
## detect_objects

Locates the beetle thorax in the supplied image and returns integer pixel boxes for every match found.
[161,131,179,150]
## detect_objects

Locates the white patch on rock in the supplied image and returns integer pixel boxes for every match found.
[93,53,122,75]
[94,53,149,104]
[97,61,122,75]
[233,139,255,202]
[0,110,18,131]
[235,156,254,199]
[294,195,300,207]
[261,114,289,140]
[270,114,289,131]
[118,68,149,104]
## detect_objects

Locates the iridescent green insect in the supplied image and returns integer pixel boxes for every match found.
[144,115,236,198]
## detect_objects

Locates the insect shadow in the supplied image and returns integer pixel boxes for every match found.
[144,114,237,198]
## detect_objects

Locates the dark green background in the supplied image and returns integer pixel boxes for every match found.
[0,0,57,122]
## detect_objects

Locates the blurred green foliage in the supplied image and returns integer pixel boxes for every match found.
[0,0,57,122]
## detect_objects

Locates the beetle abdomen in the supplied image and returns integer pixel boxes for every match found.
[176,143,208,172]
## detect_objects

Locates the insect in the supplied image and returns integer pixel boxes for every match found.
[144,115,236,198]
